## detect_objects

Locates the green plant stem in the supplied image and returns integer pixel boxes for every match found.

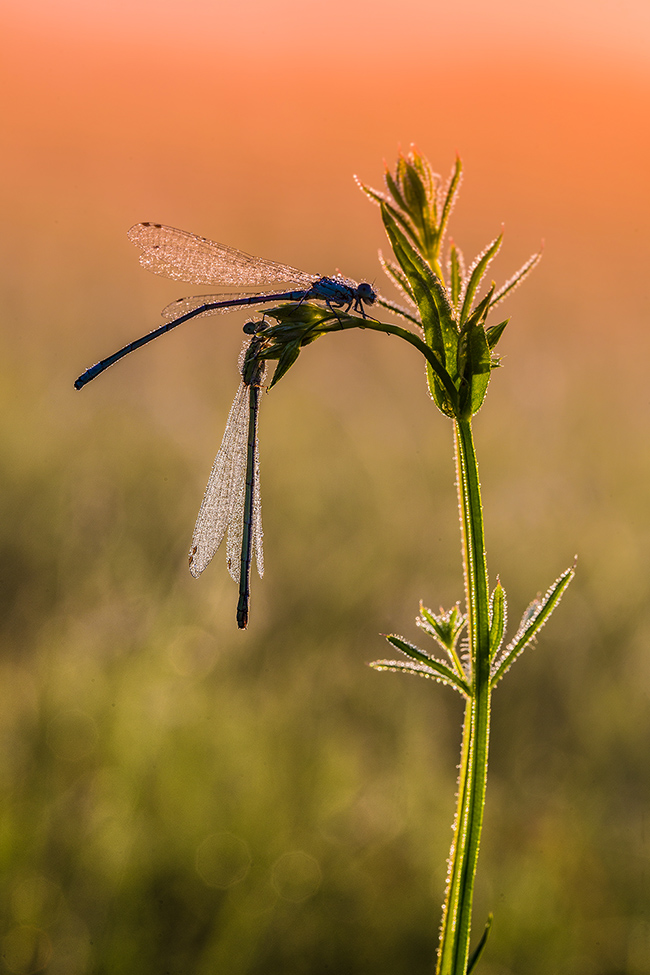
[437,418,492,975]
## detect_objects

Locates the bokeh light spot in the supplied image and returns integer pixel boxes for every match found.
[195,832,252,889]
[271,851,322,902]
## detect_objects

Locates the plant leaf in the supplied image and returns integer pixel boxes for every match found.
[486,319,509,350]
[402,161,430,233]
[371,657,471,697]
[467,914,493,975]
[459,234,502,326]
[490,250,542,308]
[379,195,421,249]
[491,562,576,687]
[354,177,390,208]
[449,241,464,309]
[267,340,302,388]
[383,634,471,695]
[384,633,434,666]
[418,603,467,679]
[374,294,422,327]
[355,178,421,249]
[418,602,466,650]
[464,284,495,330]
[457,318,492,418]
[489,581,506,660]
[378,251,416,304]
[438,156,463,248]
[381,204,457,355]
[381,205,445,351]
[385,161,409,213]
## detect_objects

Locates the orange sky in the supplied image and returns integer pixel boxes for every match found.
[1,0,649,379]
[4,14,649,230]
[4,0,650,63]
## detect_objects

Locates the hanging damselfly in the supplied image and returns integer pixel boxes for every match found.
[188,321,269,629]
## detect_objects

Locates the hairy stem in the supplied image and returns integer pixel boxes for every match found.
[437,419,492,975]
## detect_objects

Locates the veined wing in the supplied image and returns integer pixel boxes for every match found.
[225,413,264,583]
[161,292,288,323]
[189,382,249,579]
[128,222,315,288]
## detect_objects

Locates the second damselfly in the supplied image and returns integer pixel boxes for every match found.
[189,321,269,629]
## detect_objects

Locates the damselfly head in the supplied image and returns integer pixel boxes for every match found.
[243,319,268,335]
[357,282,377,306]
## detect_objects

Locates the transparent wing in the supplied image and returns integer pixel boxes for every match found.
[128,222,316,288]
[225,372,264,582]
[161,292,281,323]
[225,467,263,583]
[226,473,245,584]
[189,382,249,578]
[226,438,264,582]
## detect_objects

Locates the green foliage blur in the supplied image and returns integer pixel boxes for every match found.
[2,196,650,975]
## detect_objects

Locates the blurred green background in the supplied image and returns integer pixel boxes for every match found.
[2,1,650,972]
